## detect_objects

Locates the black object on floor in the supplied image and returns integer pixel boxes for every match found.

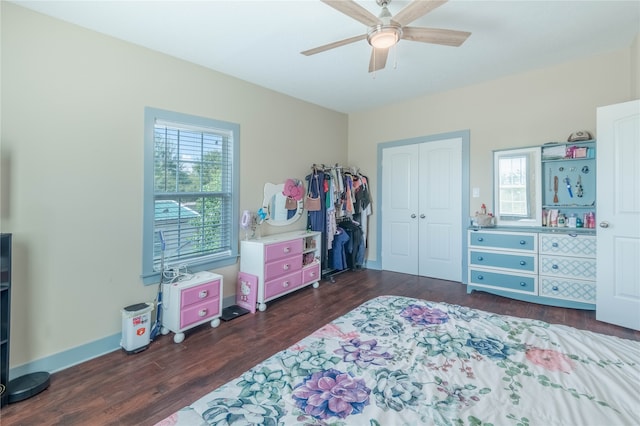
[8,371,50,403]
[220,305,250,321]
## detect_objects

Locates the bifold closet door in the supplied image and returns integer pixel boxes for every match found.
[381,138,462,281]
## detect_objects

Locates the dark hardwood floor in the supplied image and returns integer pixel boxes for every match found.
[2,270,638,425]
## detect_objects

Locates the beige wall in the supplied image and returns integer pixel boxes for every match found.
[632,33,640,98]
[348,47,636,262]
[1,3,347,369]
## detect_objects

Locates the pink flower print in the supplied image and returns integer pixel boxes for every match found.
[526,347,575,373]
[292,369,370,420]
[400,304,449,326]
[311,323,359,340]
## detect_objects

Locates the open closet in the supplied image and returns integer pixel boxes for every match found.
[305,164,372,281]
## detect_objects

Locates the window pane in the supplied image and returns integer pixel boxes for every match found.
[143,108,239,284]
[498,156,528,216]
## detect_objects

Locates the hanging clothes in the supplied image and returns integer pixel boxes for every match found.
[305,171,326,234]
[330,228,350,270]
[307,164,370,278]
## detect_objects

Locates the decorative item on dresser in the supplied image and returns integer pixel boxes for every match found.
[240,230,322,312]
[161,271,223,343]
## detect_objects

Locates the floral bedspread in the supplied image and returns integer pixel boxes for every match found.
[157,295,639,426]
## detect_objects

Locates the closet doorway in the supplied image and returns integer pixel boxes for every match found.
[379,131,469,282]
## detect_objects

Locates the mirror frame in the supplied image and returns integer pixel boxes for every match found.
[493,146,542,227]
[262,182,304,226]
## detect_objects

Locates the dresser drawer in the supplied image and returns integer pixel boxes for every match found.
[265,256,302,280]
[469,250,536,273]
[539,255,596,280]
[469,269,536,293]
[180,299,220,328]
[180,280,220,309]
[539,277,596,303]
[302,262,321,284]
[468,231,537,252]
[264,239,303,262]
[264,271,303,300]
[539,234,596,257]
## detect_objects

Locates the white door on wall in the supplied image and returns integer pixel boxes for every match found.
[381,138,462,281]
[596,99,640,331]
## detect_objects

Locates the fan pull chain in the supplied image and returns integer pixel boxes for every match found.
[393,43,398,70]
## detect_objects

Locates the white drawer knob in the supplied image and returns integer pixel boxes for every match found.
[199,290,208,299]
[283,264,290,270]
[284,247,291,253]
[282,281,289,287]
[198,309,208,317]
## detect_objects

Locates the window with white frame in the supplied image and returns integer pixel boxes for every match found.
[142,108,239,284]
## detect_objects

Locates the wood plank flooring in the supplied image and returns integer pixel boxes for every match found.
[1,270,638,425]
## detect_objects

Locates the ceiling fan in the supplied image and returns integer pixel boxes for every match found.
[301,0,471,73]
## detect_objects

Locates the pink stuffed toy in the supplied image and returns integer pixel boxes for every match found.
[283,179,304,201]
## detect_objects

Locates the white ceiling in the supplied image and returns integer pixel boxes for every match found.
[12,0,640,113]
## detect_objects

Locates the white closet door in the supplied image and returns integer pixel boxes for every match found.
[596,99,640,330]
[381,144,420,274]
[381,138,462,281]
[418,140,462,281]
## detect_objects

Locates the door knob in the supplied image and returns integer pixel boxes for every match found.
[599,221,610,228]
[420,214,426,219]
[411,214,417,218]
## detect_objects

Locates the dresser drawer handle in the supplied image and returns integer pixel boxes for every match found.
[198,290,208,299]
[519,260,526,266]
[519,240,526,245]
[477,237,484,242]
[309,271,316,277]
[477,256,484,261]
[282,281,290,288]
[552,286,559,291]
[283,247,291,253]
[520,282,527,287]
[198,309,208,317]
[552,242,559,248]
[477,275,484,280]
[283,264,290,270]
[552,264,559,270]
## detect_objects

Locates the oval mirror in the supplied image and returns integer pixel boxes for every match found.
[263,182,304,226]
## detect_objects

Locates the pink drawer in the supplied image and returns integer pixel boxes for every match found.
[264,271,302,300]
[180,280,220,308]
[180,299,220,328]
[264,239,303,262]
[264,256,302,281]
[302,262,320,284]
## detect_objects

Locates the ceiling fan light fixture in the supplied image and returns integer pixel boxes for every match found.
[367,25,402,49]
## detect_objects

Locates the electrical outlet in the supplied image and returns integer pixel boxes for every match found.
[473,187,480,198]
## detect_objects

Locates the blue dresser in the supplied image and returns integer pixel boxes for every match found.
[468,229,596,310]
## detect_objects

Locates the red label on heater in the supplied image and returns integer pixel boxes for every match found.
[133,316,142,325]
[136,328,146,336]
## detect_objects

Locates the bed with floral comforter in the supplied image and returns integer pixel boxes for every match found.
[157,295,639,425]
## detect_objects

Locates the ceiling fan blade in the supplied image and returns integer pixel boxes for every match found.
[401,27,471,47]
[368,48,389,73]
[392,0,448,27]
[322,0,380,27]
[301,34,367,56]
